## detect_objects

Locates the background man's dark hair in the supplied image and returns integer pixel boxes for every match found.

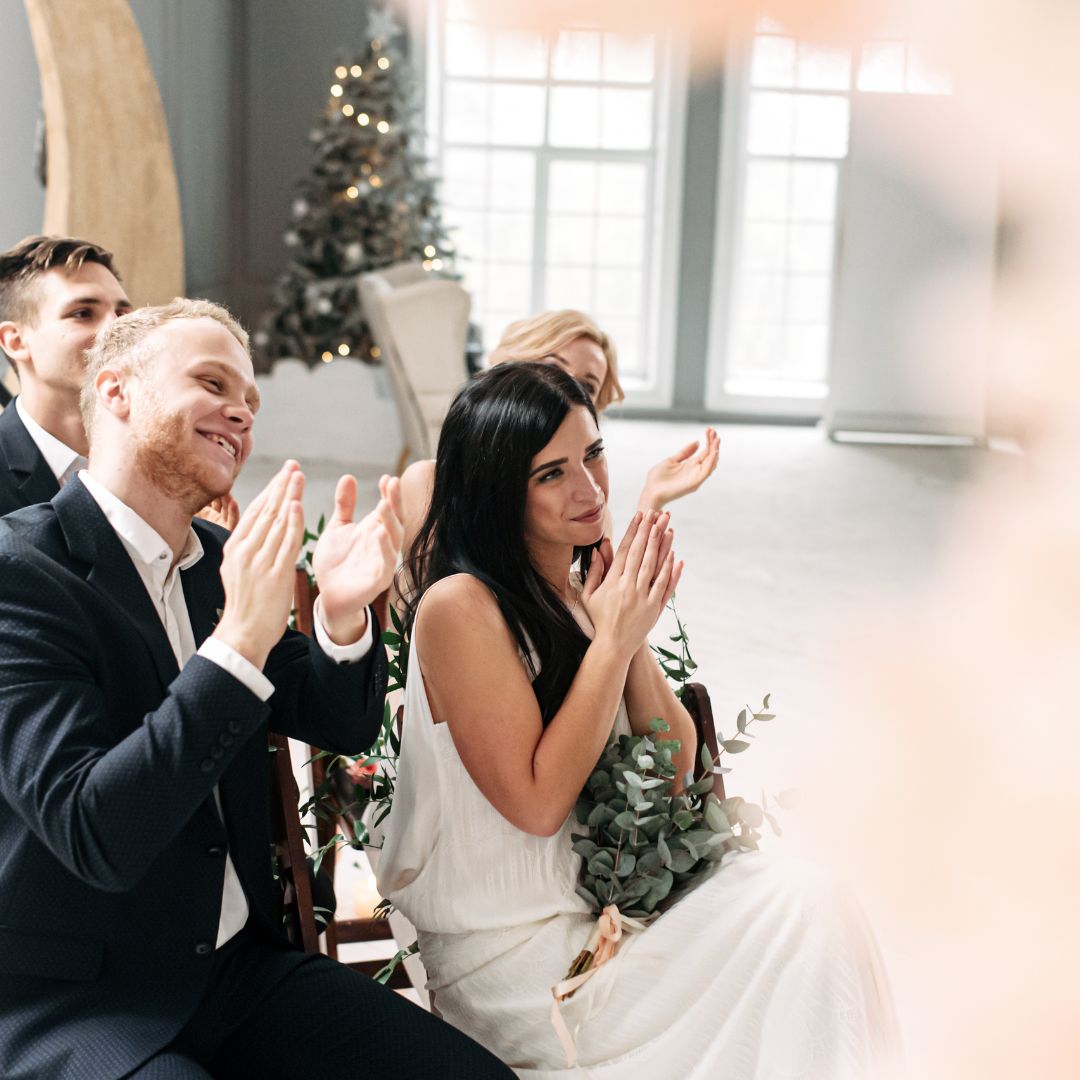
[0,235,121,327]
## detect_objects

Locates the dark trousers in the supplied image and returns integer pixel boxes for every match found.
[123,927,511,1078]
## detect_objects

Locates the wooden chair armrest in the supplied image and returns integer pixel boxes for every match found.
[681,682,726,801]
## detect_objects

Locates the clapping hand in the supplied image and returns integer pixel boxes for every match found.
[213,461,306,669]
[312,474,404,645]
[581,510,683,660]
[196,493,240,532]
[639,428,720,511]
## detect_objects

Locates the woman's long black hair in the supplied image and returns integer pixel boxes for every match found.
[402,362,600,724]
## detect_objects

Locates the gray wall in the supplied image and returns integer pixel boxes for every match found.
[670,57,723,415]
[0,0,46,251]
[129,0,235,303]
[238,0,374,324]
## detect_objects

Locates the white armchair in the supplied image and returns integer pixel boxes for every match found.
[358,264,471,474]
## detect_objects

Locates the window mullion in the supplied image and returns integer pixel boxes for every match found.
[431,5,680,401]
[533,149,550,312]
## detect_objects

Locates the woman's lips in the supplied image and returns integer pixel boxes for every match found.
[572,505,603,524]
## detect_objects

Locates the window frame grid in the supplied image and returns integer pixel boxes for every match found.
[706,23,955,418]
[424,0,687,405]
[706,31,846,416]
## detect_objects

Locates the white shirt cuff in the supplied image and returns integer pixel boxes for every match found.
[312,596,374,663]
[198,637,275,702]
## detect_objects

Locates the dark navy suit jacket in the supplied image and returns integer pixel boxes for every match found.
[0,399,61,516]
[0,478,387,1078]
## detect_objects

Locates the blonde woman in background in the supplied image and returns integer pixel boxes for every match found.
[399,309,721,557]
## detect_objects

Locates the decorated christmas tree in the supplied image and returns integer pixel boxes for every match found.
[255,5,455,370]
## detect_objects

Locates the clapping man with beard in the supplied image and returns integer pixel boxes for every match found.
[0,299,511,1079]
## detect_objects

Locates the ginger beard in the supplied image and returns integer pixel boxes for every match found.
[131,382,239,516]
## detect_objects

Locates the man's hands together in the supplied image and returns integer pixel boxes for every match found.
[196,493,241,531]
[212,463,404,670]
[212,462,306,670]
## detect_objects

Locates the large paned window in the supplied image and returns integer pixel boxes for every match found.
[708,21,952,414]
[425,1,685,402]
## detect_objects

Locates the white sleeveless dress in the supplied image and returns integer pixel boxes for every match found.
[377,606,900,1079]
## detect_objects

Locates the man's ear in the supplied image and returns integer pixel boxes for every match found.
[0,320,30,369]
[95,367,132,420]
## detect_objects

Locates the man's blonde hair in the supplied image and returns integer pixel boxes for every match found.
[80,297,249,437]
[488,309,625,412]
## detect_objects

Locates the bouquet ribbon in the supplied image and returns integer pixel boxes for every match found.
[550,904,648,1067]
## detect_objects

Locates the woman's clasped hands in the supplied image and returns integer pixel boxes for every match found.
[580,509,683,661]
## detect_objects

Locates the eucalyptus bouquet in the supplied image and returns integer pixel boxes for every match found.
[571,696,777,920]
[571,601,779,919]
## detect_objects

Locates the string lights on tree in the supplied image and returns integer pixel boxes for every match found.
[256,3,456,369]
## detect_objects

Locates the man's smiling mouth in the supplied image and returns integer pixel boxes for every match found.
[200,432,239,459]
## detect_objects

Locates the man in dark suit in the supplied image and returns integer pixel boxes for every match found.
[0,299,509,1078]
[0,235,133,514]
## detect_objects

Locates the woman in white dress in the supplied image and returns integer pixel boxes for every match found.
[377,363,899,1078]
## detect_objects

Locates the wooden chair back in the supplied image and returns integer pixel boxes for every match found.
[682,682,726,799]
[268,729,318,954]
[267,568,319,954]
[268,568,405,983]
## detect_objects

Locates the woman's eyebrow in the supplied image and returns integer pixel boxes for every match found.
[529,440,603,477]
[529,456,567,477]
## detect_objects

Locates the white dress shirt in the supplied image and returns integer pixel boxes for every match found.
[79,470,373,946]
[15,397,87,485]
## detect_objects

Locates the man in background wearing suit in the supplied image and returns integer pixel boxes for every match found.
[0,235,132,513]
[0,299,509,1078]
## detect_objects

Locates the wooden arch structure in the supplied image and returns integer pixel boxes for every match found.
[23,0,184,307]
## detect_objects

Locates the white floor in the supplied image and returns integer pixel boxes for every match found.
[234,418,1018,989]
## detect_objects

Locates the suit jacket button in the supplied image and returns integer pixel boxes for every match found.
[194,942,212,956]
[219,732,234,747]
[227,720,243,735]
[199,759,215,773]
[207,845,225,857]
[210,745,225,760]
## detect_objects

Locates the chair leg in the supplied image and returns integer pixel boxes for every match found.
[323,918,339,960]
[394,444,411,477]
